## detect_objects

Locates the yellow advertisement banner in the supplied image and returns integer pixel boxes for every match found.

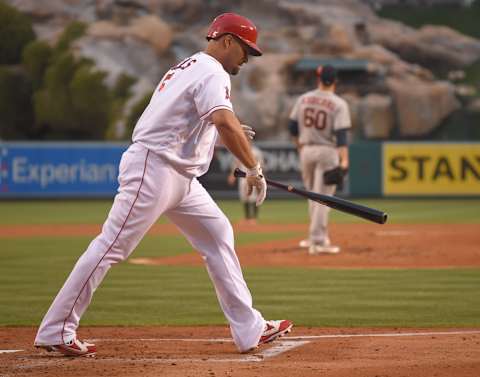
[383,143,480,195]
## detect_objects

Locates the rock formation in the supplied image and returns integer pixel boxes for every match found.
[5,0,480,140]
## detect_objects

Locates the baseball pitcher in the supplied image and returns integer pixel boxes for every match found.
[288,65,351,255]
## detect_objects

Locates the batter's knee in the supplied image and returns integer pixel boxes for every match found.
[215,215,235,244]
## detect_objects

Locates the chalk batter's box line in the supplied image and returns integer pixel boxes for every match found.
[3,331,479,364]
[88,329,480,343]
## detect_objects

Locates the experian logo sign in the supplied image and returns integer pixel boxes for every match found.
[0,143,129,198]
[12,157,117,188]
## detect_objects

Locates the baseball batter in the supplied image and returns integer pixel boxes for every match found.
[288,65,351,255]
[34,13,292,357]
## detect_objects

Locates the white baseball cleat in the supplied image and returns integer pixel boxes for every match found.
[308,244,340,255]
[36,338,97,357]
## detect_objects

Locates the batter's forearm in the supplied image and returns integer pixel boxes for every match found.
[212,110,257,169]
[219,127,257,169]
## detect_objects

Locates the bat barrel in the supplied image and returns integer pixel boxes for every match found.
[233,168,387,224]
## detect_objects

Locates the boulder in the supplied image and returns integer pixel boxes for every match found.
[6,0,94,21]
[369,20,480,70]
[5,0,480,141]
[74,36,169,86]
[87,15,172,55]
[358,94,395,139]
[387,77,460,136]
[348,44,434,80]
[343,93,362,133]
[232,53,298,138]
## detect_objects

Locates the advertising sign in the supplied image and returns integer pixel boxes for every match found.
[383,143,480,195]
[0,142,307,199]
[0,143,128,198]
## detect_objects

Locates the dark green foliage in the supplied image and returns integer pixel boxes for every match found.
[0,66,34,139]
[105,73,138,140]
[34,52,111,139]
[463,59,480,91]
[34,53,77,137]
[0,13,137,140]
[55,21,87,53]
[21,40,52,90]
[0,1,35,64]
[113,73,137,101]
[124,92,151,138]
[70,65,111,138]
[377,2,480,39]
[430,110,480,141]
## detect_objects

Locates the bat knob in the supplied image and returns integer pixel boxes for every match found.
[233,168,246,178]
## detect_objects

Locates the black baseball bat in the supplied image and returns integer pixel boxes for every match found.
[234,168,387,224]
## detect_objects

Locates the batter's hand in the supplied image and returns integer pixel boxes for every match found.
[241,124,256,140]
[246,163,267,206]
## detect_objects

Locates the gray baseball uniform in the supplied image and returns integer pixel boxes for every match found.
[289,89,351,245]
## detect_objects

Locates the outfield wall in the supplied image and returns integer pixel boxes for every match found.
[0,142,479,198]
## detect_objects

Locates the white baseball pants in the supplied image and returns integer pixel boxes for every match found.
[34,143,265,352]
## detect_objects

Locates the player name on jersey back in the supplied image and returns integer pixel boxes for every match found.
[132,52,233,177]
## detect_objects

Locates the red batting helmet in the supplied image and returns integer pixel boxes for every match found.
[206,13,262,56]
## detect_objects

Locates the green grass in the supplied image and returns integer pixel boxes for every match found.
[1,241,479,326]
[0,199,479,328]
[1,198,479,224]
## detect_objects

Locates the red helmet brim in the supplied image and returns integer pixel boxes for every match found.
[241,38,262,57]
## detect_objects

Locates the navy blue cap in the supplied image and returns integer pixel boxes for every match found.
[316,65,337,86]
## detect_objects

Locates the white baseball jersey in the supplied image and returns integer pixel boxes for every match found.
[289,89,351,147]
[133,52,234,177]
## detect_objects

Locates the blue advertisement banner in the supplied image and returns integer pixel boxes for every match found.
[0,142,349,199]
[0,142,129,198]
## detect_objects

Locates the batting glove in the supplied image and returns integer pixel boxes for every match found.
[246,163,267,206]
[241,124,256,140]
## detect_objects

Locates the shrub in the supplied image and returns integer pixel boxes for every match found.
[124,93,151,138]
[0,67,34,139]
[56,21,87,53]
[0,1,35,64]
[21,40,52,90]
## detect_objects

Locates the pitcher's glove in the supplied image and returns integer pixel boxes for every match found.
[323,167,348,185]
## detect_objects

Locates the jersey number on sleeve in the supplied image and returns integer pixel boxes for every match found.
[304,107,327,130]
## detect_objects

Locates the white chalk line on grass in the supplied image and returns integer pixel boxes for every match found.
[0,350,23,354]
